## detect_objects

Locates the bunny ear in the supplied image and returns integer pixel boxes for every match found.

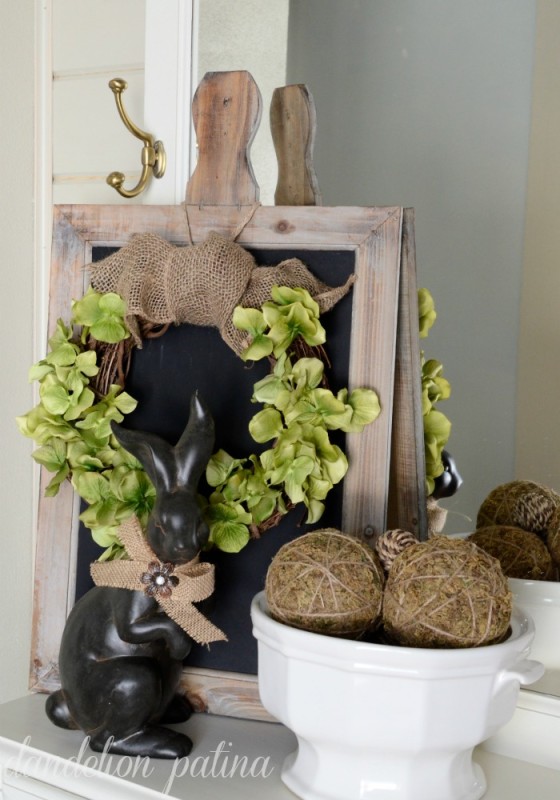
[110,421,175,493]
[174,393,215,487]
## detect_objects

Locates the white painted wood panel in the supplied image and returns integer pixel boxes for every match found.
[53,71,144,175]
[52,0,145,72]
[52,0,146,205]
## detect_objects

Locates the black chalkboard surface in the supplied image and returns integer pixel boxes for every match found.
[75,246,355,675]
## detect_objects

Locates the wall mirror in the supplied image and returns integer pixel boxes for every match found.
[222,1,557,697]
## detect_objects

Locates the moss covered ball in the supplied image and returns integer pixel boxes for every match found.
[382,536,512,648]
[265,528,385,638]
[468,526,553,580]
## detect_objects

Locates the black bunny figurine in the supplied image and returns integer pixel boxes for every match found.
[46,393,225,758]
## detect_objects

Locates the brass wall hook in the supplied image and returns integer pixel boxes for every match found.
[106,78,166,198]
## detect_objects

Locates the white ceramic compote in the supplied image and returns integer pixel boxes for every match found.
[251,592,543,800]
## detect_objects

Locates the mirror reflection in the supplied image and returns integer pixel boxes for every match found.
[281,0,559,695]
[198,0,559,695]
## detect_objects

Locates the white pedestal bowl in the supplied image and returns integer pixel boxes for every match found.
[251,591,543,800]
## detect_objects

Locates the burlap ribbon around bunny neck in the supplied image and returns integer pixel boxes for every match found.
[90,515,227,646]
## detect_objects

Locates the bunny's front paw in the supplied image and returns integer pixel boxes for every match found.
[167,629,192,661]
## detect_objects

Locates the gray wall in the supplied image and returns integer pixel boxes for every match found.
[287,0,536,531]
[0,0,34,700]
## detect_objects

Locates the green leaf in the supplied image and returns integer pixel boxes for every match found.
[16,406,77,443]
[66,441,106,470]
[47,319,73,350]
[222,471,248,502]
[307,425,338,462]
[251,374,291,409]
[28,362,53,382]
[247,493,277,524]
[111,445,143,470]
[44,464,70,496]
[286,388,348,427]
[72,471,110,504]
[282,455,315,504]
[265,318,294,356]
[64,367,88,395]
[72,287,130,344]
[261,302,283,329]
[75,350,99,377]
[114,391,138,414]
[79,495,126,529]
[267,303,326,356]
[291,357,325,390]
[46,342,78,367]
[232,306,267,335]
[71,287,102,326]
[270,285,320,317]
[343,388,381,433]
[209,520,251,553]
[98,292,127,316]
[307,475,332,501]
[206,450,246,487]
[249,408,284,443]
[240,334,274,362]
[418,288,437,338]
[91,525,121,548]
[205,503,251,553]
[40,385,71,415]
[90,318,129,343]
[63,386,96,421]
[424,409,451,445]
[304,497,325,524]
[320,446,348,485]
[31,438,67,471]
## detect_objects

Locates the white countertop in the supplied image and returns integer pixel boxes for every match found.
[0,694,559,799]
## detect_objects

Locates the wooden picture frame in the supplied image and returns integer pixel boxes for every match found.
[30,202,405,720]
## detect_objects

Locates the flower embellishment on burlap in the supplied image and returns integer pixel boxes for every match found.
[91,515,227,645]
[140,561,179,599]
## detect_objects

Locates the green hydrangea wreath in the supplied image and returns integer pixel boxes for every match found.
[18,285,380,559]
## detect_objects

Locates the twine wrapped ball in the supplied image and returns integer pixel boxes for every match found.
[477,480,560,535]
[382,536,512,649]
[546,505,560,568]
[468,526,553,580]
[265,529,385,638]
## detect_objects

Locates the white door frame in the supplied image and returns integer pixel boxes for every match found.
[35,0,199,296]
[34,0,53,365]
[144,0,198,204]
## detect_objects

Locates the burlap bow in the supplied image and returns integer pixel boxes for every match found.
[90,515,227,645]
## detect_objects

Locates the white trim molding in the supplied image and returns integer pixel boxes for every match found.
[34,0,52,365]
[33,0,53,563]
[143,0,197,204]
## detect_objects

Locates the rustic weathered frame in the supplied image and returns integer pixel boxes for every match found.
[30,202,404,720]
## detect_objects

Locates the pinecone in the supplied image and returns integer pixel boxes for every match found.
[375,529,418,572]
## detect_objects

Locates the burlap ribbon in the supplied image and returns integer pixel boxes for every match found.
[89,231,355,352]
[90,515,227,645]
